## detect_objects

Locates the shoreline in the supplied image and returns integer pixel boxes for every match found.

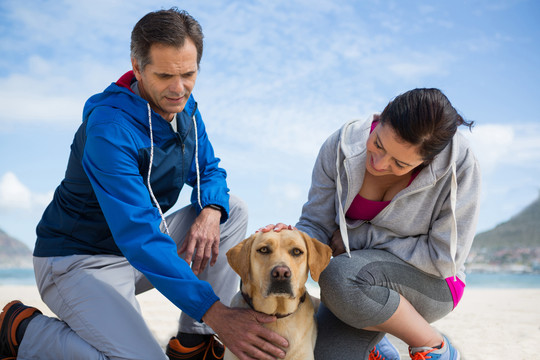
[1,285,539,359]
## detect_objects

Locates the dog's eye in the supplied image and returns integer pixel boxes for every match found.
[291,248,304,257]
[257,246,270,254]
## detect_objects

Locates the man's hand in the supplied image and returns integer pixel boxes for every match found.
[203,302,289,360]
[178,206,221,275]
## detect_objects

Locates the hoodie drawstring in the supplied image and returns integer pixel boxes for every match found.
[146,104,171,236]
[191,114,202,210]
[449,161,458,280]
[335,137,352,258]
[146,103,203,237]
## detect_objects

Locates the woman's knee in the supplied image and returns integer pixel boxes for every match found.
[319,257,362,314]
[319,256,401,328]
[318,256,351,295]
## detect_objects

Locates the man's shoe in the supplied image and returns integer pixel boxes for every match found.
[0,300,42,358]
[369,335,400,360]
[409,335,460,360]
[166,335,224,360]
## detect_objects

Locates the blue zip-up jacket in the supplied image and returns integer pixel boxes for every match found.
[34,71,230,321]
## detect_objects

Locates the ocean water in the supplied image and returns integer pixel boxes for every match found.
[463,272,540,288]
[305,273,540,291]
[2,268,540,288]
[0,268,36,285]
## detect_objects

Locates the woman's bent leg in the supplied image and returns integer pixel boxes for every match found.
[316,249,454,358]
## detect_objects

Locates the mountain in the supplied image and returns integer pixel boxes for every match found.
[0,228,33,268]
[467,192,540,273]
[473,192,540,249]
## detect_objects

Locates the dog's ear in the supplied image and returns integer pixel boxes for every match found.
[226,234,254,283]
[301,231,332,282]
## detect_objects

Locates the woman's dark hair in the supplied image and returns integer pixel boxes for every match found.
[131,8,204,70]
[379,88,474,162]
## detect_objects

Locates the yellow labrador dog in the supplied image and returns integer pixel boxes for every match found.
[224,229,332,360]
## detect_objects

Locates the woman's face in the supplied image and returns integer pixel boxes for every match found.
[365,122,424,177]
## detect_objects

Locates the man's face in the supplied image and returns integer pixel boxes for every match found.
[132,40,198,122]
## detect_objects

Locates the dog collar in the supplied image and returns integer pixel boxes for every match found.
[240,282,307,319]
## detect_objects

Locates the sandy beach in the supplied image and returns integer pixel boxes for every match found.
[1,285,538,359]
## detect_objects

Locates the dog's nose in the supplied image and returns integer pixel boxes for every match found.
[271,265,291,280]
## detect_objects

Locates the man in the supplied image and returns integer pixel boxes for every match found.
[0,8,287,360]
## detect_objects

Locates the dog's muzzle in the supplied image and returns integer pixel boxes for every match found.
[268,265,293,296]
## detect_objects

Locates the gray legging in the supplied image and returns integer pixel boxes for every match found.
[315,249,454,360]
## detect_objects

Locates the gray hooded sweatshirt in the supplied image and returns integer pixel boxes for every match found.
[296,115,481,282]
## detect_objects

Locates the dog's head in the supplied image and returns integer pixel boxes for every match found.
[226,229,331,315]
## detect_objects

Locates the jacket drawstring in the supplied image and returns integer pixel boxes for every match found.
[146,104,171,236]
[449,161,458,280]
[191,114,202,210]
[146,103,203,237]
[335,137,352,257]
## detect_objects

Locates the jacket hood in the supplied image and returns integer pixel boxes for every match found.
[338,115,373,160]
[83,71,145,126]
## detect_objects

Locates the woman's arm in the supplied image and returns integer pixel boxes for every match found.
[296,129,342,245]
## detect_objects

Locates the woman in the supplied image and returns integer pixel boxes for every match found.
[266,88,480,359]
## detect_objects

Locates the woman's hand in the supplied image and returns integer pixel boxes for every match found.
[257,223,296,233]
[330,229,346,257]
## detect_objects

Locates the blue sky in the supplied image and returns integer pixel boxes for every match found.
[1,0,539,248]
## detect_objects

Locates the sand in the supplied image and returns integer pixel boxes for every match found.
[389,288,540,359]
[1,285,538,359]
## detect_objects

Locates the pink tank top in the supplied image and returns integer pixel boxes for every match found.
[346,120,419,221]
[345,171,418,221]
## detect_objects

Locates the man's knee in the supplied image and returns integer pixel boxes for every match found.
[227,194,249,227]
[218,194,248,249]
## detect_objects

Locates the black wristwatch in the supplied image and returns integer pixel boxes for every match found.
[205,204,222,212]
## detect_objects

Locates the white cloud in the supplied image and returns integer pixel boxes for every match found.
[461,122,540,232]
[268,182,304,203]
[463,123,540,174]
[388,61,444,80]
[0,1,135,126]
[461,124,514,174]
[0,53,129,125]
[0,172,32,210]
[0,172,53,211]
[0,0,458,129]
